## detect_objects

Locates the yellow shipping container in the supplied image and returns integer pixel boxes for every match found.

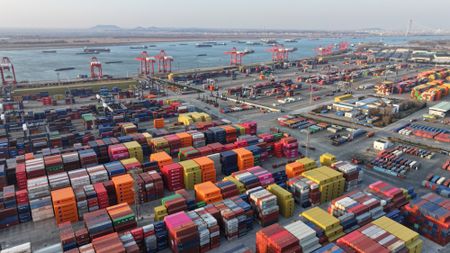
[223,176,246,193]
[372,217,421,248]
[154,205,168,221]
[302,166,344,203]
[334,94,353,102]
[296,157,317,170]
[267,184,295,218]
[183,170,202,190]
[320,153,336,166]
[301,207,345,242]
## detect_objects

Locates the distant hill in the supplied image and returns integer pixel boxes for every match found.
[90,25,122,31]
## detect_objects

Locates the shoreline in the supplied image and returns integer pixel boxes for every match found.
[0,34,399,51]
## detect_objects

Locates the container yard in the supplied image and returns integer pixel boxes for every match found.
[2,7,450,252]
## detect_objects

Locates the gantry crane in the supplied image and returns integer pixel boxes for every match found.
[338,41,350,51]
[155,50,174,73]
[90,57,103,79]
[225,47,246,65]
[266,45,290,63]
[315,45,334,56]
[135,51,156,76]
[1,57,17,97]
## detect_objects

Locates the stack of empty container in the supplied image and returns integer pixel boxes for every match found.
[48,172,70,190]
[267,184,294,218]
[368,180,410,212]
[68,168,91,190]
[286,157,317,178]
[255,223,301,253]
[94,182,109,209]
[213,196,253,240]
[220,150,238,175]
[402,192,450,246]
[301,207,345,243]
[256,220,322,253]
[150,151,173,168]
[51,187,78,224]
[83,209,114,240]
[108,144,130,161]
[106,203,137,233]
[302,166,345,203]
[286,176,320,207]
[120,158,142,172]
[331,161,363,191]
[0,185,19,228]
[247,187,279,227]
[329,191,385,232]
[84,184,99,212]
[123,141,143,162]
[216,180,241,199]
[25,158,46,179]
[193,157,216,183]
[87,165,109,183]
[337,216,423,253]
[164,212,200,253]
[280,137,299,158]
[136,171,164,203]
[78,149,98,168]
[161,163,184,191]
[62,152,81,171]
[186,209,220,252]
[235,148,254,171]
[180,160,202,190]
[16,189,31,223]
[151,137,170,153]
[112,174,135,205]
[44,154,64,175]
[28,176,54,221]
[285,220,322,253]
[194,181,222,204]
[319,153,337,167]
[92,232,125,253]
[104,161,126,178]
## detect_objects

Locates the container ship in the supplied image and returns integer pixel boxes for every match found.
[83,47,111,53]
[105,61,123,64]
[130,46,148,49]
[54,67,75,72]
[195,43,213,48]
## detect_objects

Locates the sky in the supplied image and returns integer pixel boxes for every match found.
[1,0,449,31]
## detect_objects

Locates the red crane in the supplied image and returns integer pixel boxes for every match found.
[225,47,246,65]
[338,41,350,51]
[90,57,103,79]
[155,50,174,73]
[0,57,17,86]
[266,45,289,63]
[315,45,334,56]
[135,51,156,76]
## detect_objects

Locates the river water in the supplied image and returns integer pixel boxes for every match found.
[0,35,448,82]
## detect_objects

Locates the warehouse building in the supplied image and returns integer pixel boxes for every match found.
[429,101,450,118]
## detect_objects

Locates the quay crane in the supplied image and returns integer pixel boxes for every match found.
[266,45,290,63]
[0,57,17,98]
[155,50,174,73]
[1,57,17,86]
[224,47,247,65]
[338,41,350,51]
[315,45,334,56]
[90,57,103,79]
[135,51,156,76]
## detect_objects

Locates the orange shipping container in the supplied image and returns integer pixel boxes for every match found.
[149,151,173,168]
[193,156,216,183]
